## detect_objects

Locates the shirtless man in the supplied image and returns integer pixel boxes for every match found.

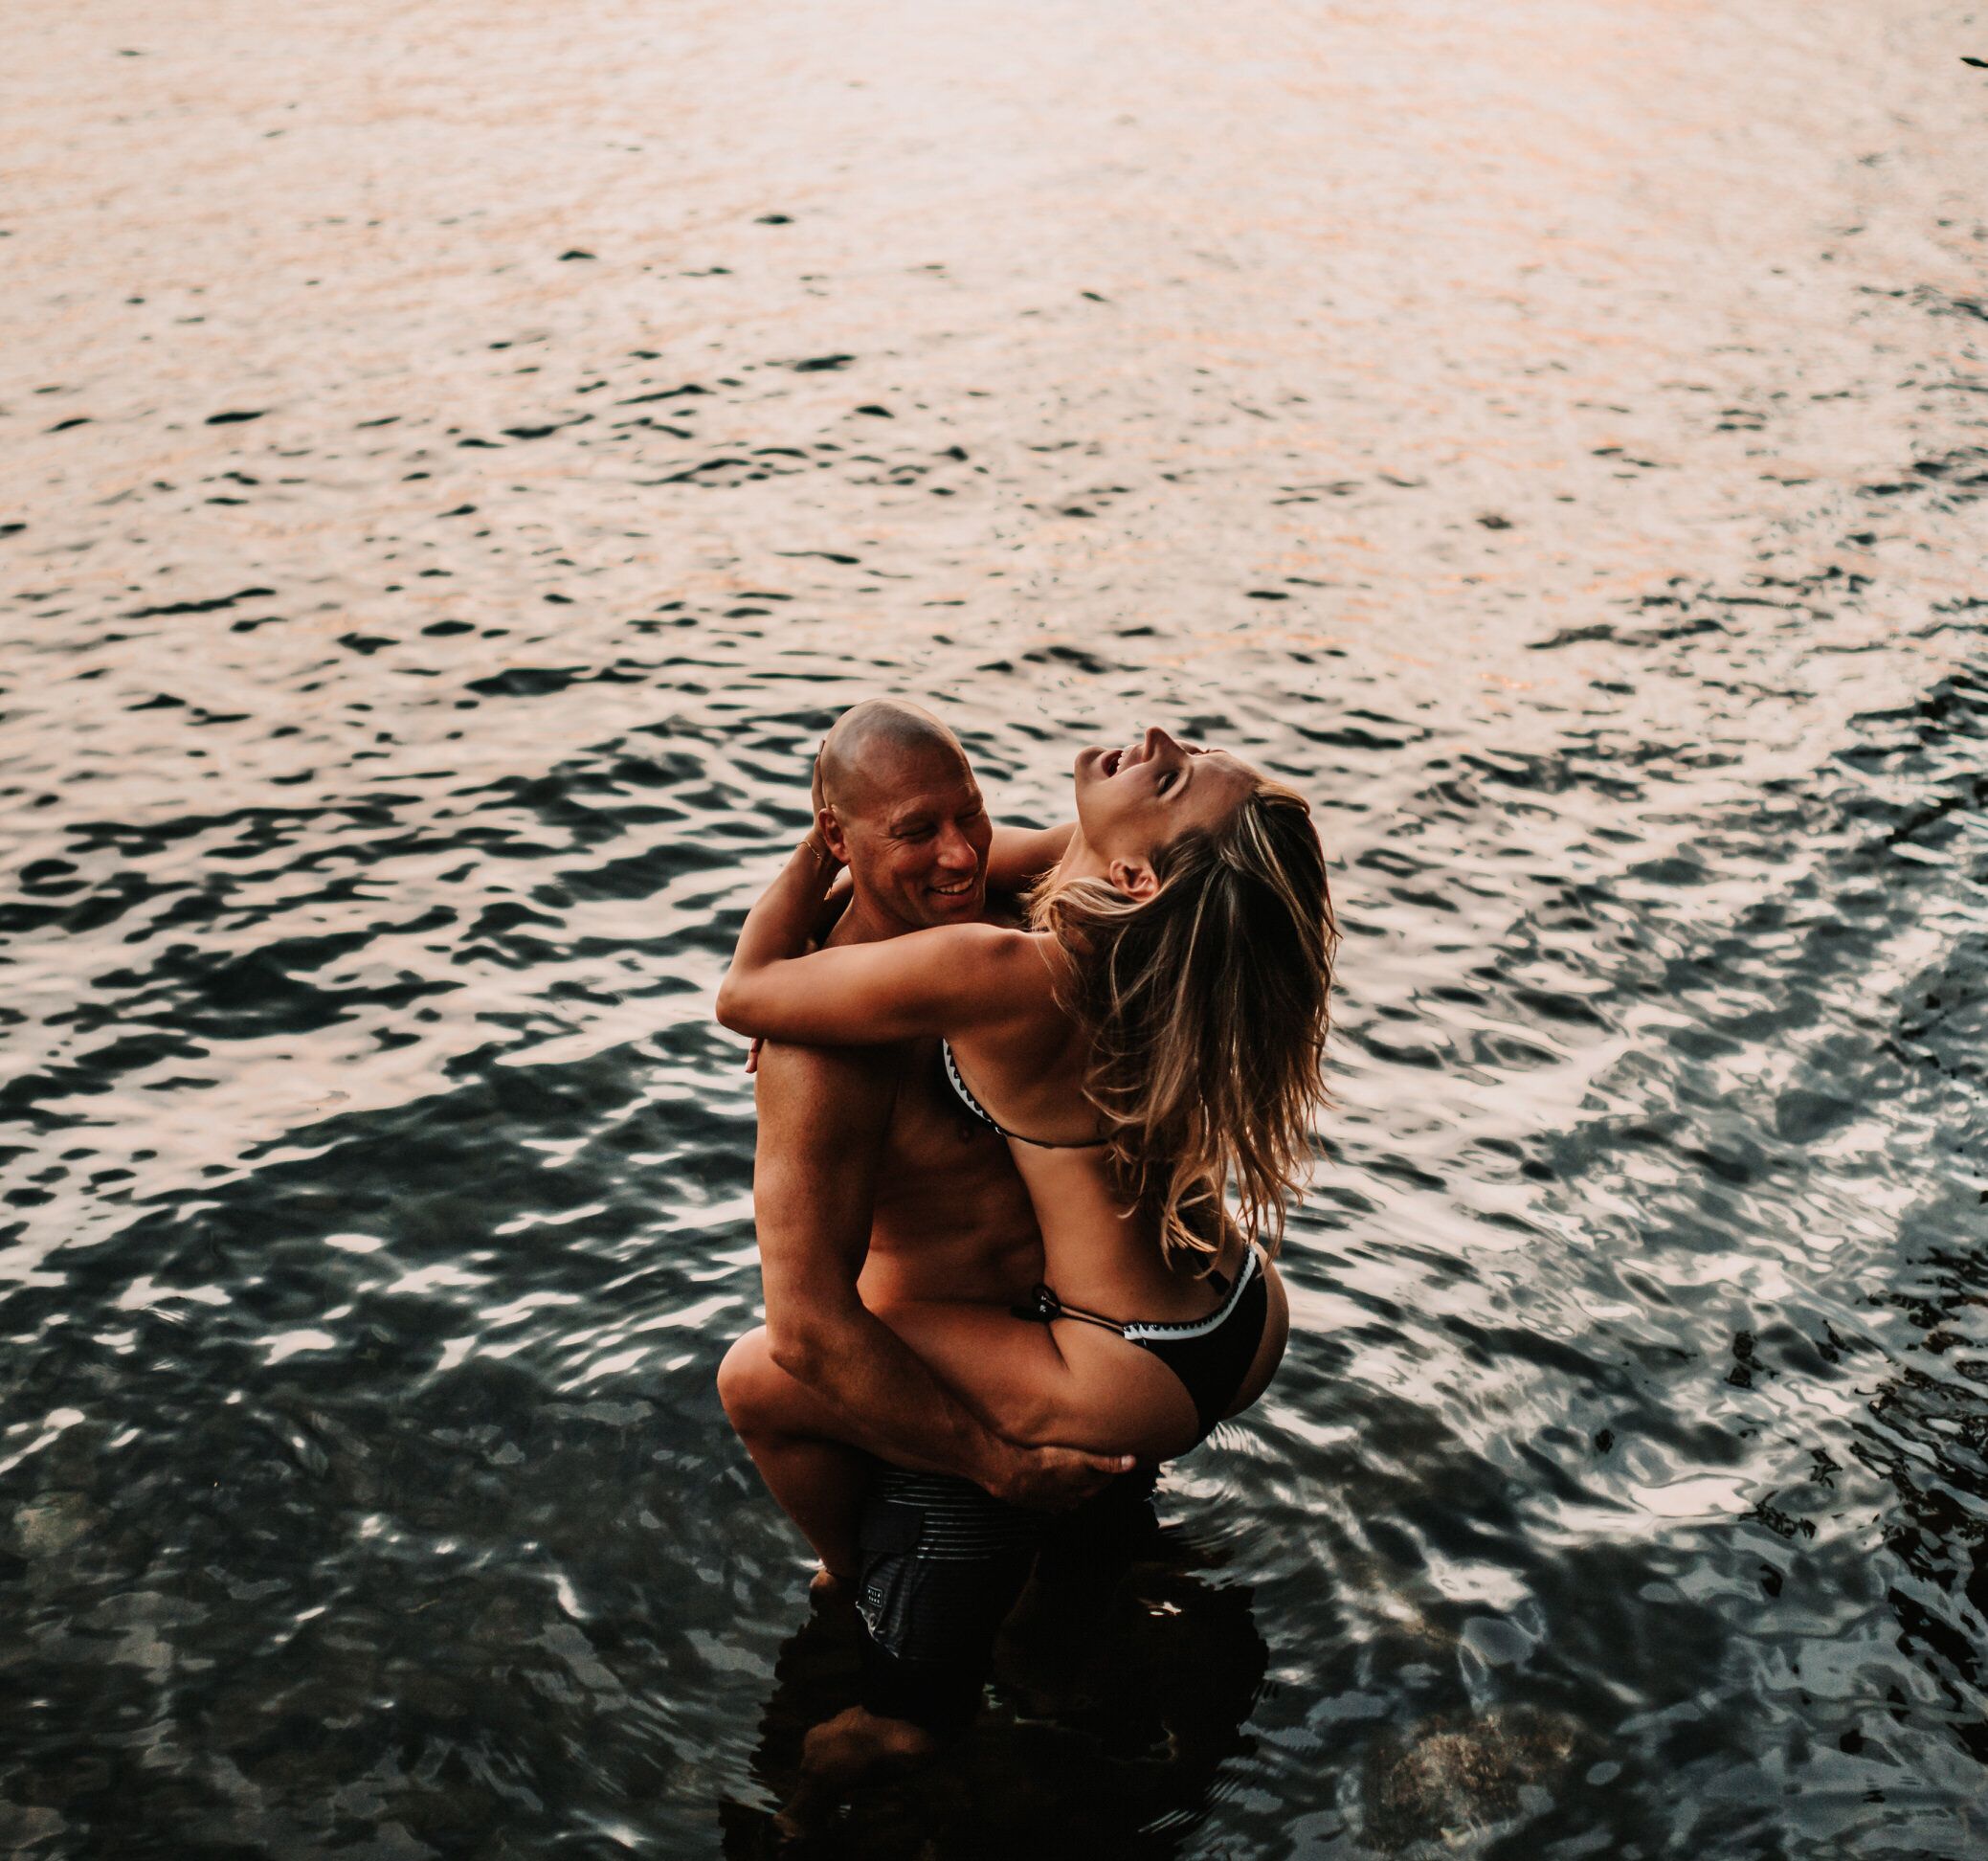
[717,700,1132,1771]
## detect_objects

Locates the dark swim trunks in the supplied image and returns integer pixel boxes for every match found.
[854,1460,1158,1735]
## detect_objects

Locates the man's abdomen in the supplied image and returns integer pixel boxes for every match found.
[860,1163,1043,1308]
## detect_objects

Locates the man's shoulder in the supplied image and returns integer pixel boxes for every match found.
[755,1034,907,1159]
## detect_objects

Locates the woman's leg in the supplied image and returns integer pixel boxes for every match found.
[874,1299,1197,1461]
[720,1304,1198,1580]
[717,1328,871,1582]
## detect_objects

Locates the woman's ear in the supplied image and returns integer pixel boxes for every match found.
[1106,856,1158,902]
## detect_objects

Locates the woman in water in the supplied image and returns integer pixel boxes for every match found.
[714,724,1336,1583]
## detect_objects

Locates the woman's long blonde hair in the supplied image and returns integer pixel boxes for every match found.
[1030,778,1337,1266]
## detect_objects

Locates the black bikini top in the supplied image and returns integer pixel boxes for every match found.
[940,1039,1106,1151]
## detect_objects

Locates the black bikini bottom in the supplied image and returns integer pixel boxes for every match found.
[1012,1244,1271,1444]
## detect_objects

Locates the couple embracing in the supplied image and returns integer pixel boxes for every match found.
[714,699,1336,1781]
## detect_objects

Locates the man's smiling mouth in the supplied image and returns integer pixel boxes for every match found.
[931,877,975,896]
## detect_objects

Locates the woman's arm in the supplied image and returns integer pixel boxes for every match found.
[725,832,842,979]
[811,866,854,943]
[986,820,1075,893]
[716,840,1043,1044]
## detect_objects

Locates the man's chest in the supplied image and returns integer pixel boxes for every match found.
[875,1039,1019,1208]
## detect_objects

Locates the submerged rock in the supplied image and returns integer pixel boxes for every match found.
[1364,1704,1582,1852]
[7,1491,104,1562]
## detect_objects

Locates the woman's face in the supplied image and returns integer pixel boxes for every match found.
[1072,725,1256,878]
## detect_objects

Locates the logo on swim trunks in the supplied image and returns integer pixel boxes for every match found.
[859,1583,886,1635]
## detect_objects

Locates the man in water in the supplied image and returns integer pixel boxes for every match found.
[718,699,1135,1782]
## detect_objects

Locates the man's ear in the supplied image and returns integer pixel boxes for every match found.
[819,808,851,864]
[1106,856,1158,902]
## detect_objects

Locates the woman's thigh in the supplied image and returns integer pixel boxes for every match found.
[873,1300,1197,1461]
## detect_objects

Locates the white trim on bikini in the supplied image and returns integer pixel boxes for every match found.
[1120,1243,1264,1343]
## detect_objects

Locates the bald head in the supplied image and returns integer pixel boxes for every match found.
[815,700,991,930]
[818,699,969,823]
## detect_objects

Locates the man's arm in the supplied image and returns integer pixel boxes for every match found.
[754,1041,1128,1506]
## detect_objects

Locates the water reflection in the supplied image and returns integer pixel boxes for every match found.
[5,0,1988,1854]
[723,1513,1269,1857]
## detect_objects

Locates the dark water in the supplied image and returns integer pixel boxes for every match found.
[5,2,1988,1854]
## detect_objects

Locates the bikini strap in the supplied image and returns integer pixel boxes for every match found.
[1009,1283,1128,1336]
[1011,1256,1240,1333]
[942,1039,1106,1151]
[942,1039,1006,1135]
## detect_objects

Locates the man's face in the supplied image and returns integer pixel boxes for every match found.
[834,748,992,930]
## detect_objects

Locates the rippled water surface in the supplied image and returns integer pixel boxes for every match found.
[5,3,1988,1855]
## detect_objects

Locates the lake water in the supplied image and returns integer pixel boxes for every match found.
[4,2,1987,1855]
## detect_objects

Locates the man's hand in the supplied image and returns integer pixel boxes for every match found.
[985,1442,1139,1512]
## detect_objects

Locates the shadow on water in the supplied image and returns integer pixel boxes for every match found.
[719,1525,1268,1859]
